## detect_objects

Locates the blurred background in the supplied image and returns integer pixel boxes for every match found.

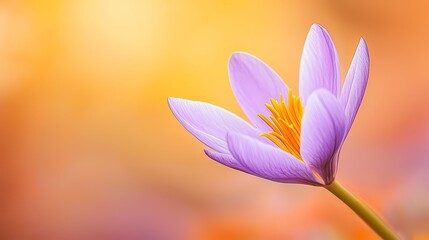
[0,1,428,239]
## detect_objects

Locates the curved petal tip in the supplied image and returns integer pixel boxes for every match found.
[299,23,341,105]
[168,97,259,153]
[340,37,369,134]
[228,52,289,132]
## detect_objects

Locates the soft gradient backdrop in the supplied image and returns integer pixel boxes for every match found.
[1,1,428,239]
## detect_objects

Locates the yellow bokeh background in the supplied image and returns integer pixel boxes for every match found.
[1,1,429,239]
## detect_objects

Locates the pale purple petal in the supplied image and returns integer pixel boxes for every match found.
[204,149,245,172]
[168,97,260,153]
[300,89,346,184]
[229,52,289,132]
[227,132,321,185]
[299,24,341,105]
[340,38,370,134]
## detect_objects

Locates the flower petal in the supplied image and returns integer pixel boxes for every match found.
[299,24,341,105]
[229,52,289,131]
[227,132,321,185]
[300,89,346,184]
[204,149,245,171]
[340,38,370,134]
[168,97,260,153]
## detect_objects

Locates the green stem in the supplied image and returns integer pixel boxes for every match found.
[325,181,399,240]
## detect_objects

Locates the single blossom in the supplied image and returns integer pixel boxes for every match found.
[168,24,369,186]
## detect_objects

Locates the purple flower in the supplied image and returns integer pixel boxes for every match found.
[168,24,369,186]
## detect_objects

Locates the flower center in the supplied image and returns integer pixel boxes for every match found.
[258,90,304,160]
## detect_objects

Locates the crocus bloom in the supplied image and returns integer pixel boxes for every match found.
[168,24,369,186]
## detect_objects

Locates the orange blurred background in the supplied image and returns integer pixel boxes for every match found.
[1,1,429,239]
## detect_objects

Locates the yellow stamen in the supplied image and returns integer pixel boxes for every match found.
[257,114,280,133]
[265,103,280,118]
[259,132,288,152]
[258,89,304,160]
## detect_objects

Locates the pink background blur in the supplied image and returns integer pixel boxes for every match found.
[1,1,428,239]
